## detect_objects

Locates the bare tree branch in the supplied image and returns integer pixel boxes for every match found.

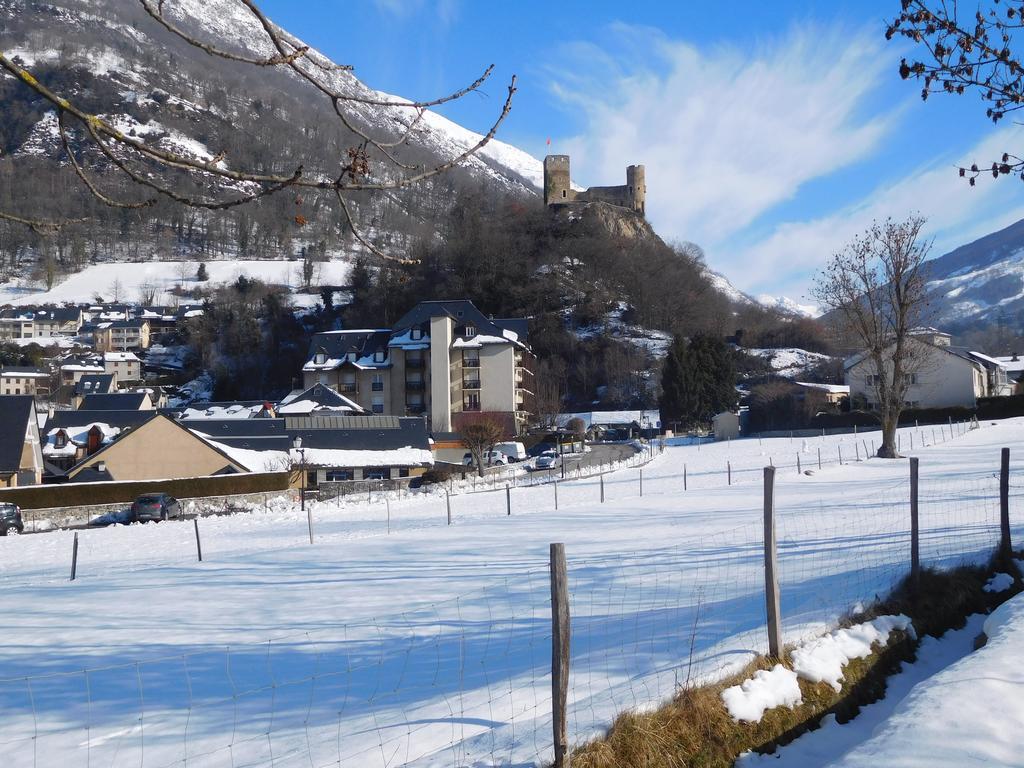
[0,0,517,263]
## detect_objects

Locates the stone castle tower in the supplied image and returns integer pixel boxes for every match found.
[542,155,645,216]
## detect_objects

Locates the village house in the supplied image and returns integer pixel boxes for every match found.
[0,395,43,487]
[59,414,250,483]
[42,409,154,475]
[103,351,143,382]
[0,366,52,397]
[0,306,82,340]
[72,373,115,408]
[302,300,535,435]
[845,329,1012,409]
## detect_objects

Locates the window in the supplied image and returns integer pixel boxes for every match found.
[399,467,410,478]
[410,328,423,341]
[325,470,352,482]
[372,396,385,414]
[464,325,476,338]
[561,189,567,198]
[371,373,384,392]
[366,468,389,480]
[54,431,67,449]
[465,392,481,411]
[373,350,387,363]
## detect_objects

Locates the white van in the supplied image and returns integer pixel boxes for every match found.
[494,441,527,462]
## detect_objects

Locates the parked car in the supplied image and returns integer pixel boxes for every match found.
[462,450,508,467]
[530,452,561,471]
[131,493,182,522]
[527,442,556,458]
[0,503,24,535]
[494,441,527,462]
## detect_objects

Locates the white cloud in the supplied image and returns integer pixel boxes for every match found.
[550,23,898,247]
[373,0,459,27]
[729,124,1024,300]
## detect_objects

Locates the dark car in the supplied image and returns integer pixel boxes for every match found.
[0,503,24,535]
[131,493,182,523]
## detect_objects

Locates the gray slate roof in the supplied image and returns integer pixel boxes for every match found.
[0,395,34,472]
[79,393,149,411]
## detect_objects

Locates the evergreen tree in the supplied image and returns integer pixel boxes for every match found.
[196,262,209,281]
[660,334,737,429]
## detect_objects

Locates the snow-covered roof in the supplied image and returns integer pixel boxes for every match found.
[994,355,1024,373]
[103,351,141,362]
[557,410,661,429]
[289,446,433,468]
[43,422,119,458]
[795,382,850,394]
[967,350,1007,369]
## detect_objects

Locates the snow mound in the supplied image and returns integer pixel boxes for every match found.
[984,572,1016,594]
[791,615,914,692]
[721,664,802,723]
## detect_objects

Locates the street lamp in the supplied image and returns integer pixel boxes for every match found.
[294,436,313,544]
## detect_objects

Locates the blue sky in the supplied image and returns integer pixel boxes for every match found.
[260,0,1024,303]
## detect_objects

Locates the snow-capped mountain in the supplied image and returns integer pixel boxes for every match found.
[0,0,544,246]
[755,294,820,318]
[922,217,1024,329]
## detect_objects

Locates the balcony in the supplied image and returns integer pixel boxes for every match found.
[405,380,425,392]
[462,358,481,369]
[371,382,384,392]
[406,404,426,415]
[463,378,481,390]
[405,358,426,370]
[463,402,481,412]
[340,382,358,394]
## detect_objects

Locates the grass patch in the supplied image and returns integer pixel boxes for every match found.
[568,555,1022,768]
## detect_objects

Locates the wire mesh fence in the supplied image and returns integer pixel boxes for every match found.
[0,421,1015,768]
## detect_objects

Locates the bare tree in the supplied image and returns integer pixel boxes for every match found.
[460,415,507,477]
[0,1,516,258]
[812,216,933,457]
[887,1,1024,183]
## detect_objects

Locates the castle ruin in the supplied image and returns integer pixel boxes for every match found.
[543,155,646,216]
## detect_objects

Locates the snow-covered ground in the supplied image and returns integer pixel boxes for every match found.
[745,347,835,377]
[744,583,1024,768]
[0,259,352,308]
[0,419,1017,767]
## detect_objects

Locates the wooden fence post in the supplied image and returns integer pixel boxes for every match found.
[639,469,643,498]
[70,531,79,581]
[446,490,452,525]
[386,498,391,534]
[910,457,919,593]
[554,479,559,510]
[600,474,605,503]
[855,442,860,462]
[838,445,843,465]
[194,518,203,562]
[550,542,570,768]
[684,463,687,491]
[763,467,783,658]
[728,461,732,486]
[506,484,511,516]
[797,454,801,474]
[307,504,314,545]
[1001,448,1011,557]
[818,447,822,470]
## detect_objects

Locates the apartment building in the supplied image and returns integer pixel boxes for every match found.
[302,300,535,434]
[0,307,83,340]
[93,319,151,353]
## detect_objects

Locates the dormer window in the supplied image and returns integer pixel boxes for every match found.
[54,430,67,449]
[410,328,423,341]
[464,326,477,338]
[314,350,327,365]
[373,350,387,363]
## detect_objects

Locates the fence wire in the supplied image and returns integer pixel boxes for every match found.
[0,419,1013,768]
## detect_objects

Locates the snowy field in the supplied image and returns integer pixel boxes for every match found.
[0,259,353,308]
[0,419,1020,767]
